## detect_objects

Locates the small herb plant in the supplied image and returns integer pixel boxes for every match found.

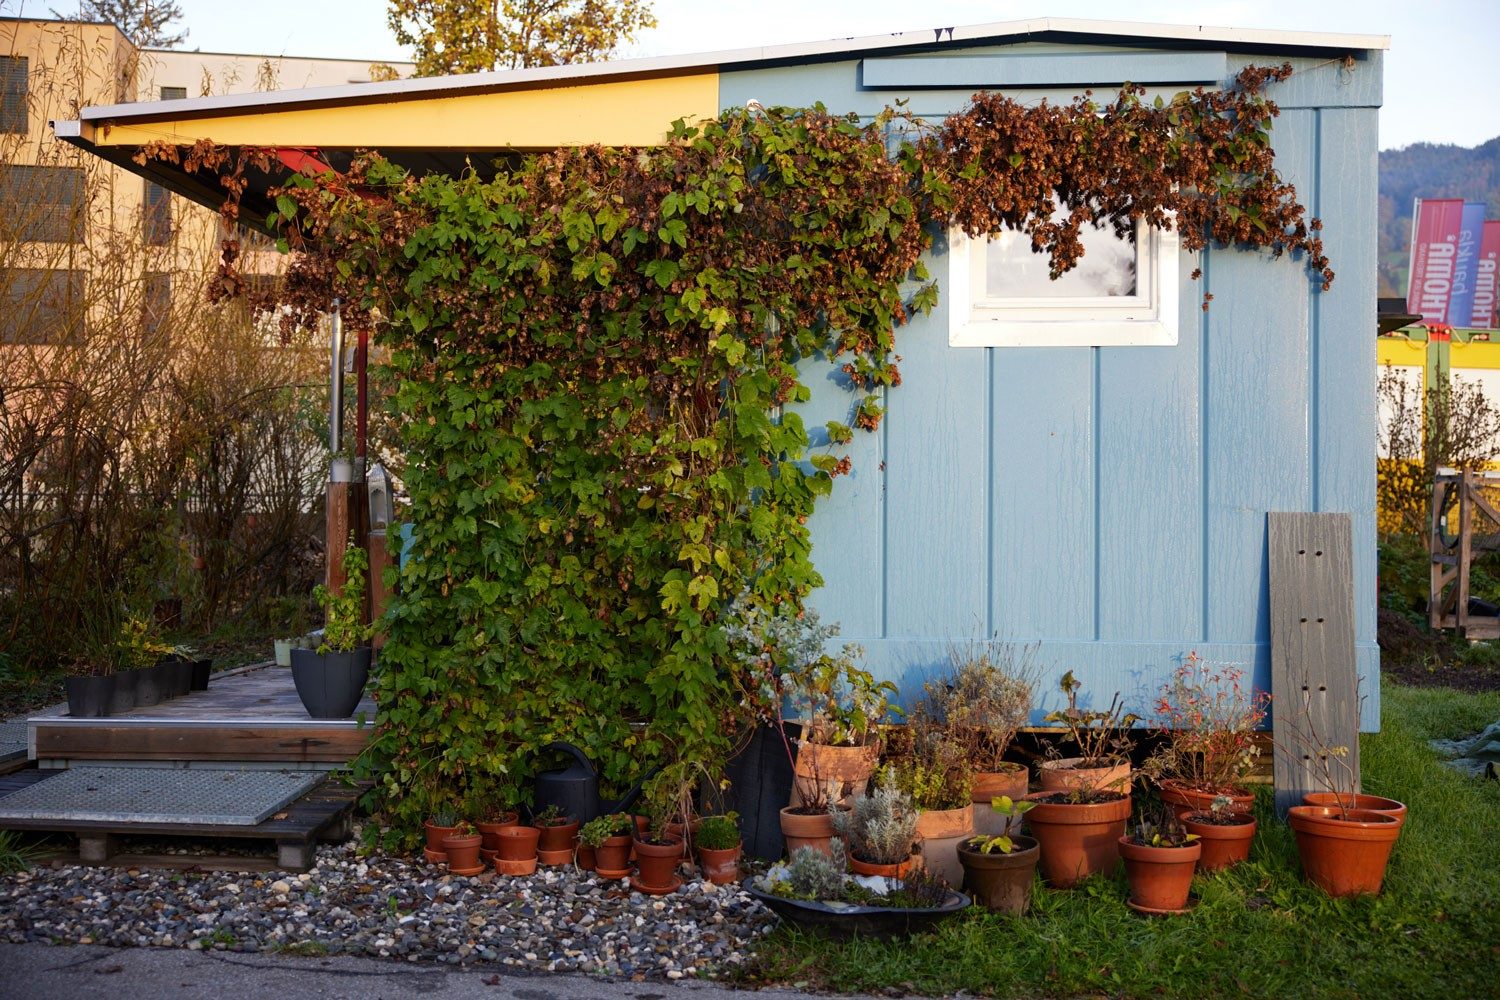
[1043,671,1140,769]
[533,804,566,826]
[1129,802,1200,848]
[925,640,1039,771]
[311,535,373,654]
[429,808,458,828]
[579,813,632,847]
[879,735,972,812]
[449,821,477,838]
[116,616,174,670]
[832,770,917,865]
[695,813,741,851]
[964,794,1036,856]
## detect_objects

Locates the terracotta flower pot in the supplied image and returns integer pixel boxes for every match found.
[536,817,580,865]
[633,834,684,890]
[442,831,485,874]
[1300,792,1407,826]
[849,855,915,879]
[972,766,1030,836]
[495,824,540,863]
[914,804,975,887]
[423,820,459,864]
[1288,806,1402,896]
[697,843,742,885]
[792,741,879,807]
[576,844,597,871]
[1182,811,1257,870]
[1158,779,1255,821]
[957,835,1040,915]
[1022,791,1132,887]
[593,834,632,875]
[779,805,848,858]
[1039,758,1132,795]
[496,856,538,876]
[477,814,519,853]
[1119,836,1201,912]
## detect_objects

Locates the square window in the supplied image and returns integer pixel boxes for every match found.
[1,56,27,133]
[949,206,1180,348]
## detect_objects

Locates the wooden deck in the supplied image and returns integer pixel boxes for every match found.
[28,666,376,765]
[0,769,366,871]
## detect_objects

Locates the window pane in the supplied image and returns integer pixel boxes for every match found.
[144,179,172,245]
[160,86,187,100]
[0,165,84,242]
[2,269,86,344]
[984,209,1138,299]
[1,56,26,133]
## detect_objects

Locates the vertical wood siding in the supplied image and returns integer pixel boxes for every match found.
[721,47,1382,728]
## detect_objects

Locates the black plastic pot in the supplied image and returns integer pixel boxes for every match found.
[65,675,114,718]
[290,646,371,718]
[134,662,165,707]
[107,669,138,714]
[743,879,970,940]
[188,657,212,691]
[157,656,192,698]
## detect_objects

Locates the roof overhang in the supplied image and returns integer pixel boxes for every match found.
[51,16,1390,232]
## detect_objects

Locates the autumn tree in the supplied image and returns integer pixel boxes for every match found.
[387,0,655,76]
[52,0,187,48]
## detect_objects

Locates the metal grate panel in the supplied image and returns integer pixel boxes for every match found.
[0,766,323,825]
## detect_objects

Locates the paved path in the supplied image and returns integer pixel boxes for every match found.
[0,943,866,1000]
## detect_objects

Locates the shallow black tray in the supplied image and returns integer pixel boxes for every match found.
[744,879,970,940]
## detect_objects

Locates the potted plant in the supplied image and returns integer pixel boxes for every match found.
[695,812,743,885]
[534,804,580,866]
[475,799,519,864]
[747,842,969,940]
[116,615,175,708]
[957,796,1040,915]
[290,535,374,719]
[1119,806,1201,914]
[832,770,918,878]
[423,808,460,864]
[494,823,541,876]
[778,766,848,859]
[1039,671,1139,794]
[1022,781,1133,888]
[581,812,633,878]
[1299,791,1406,825]
[64,659,116,719]
[1144,652,1268,819]
[1182,794,1257,871]
[881,720,974,887]
[632,801,685,895]
[925,641,1038,835]
[442,821,485,876]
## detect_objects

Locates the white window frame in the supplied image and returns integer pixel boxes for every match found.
[948,220,1180,348]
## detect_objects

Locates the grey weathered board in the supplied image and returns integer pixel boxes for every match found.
[1268,512,1361,817]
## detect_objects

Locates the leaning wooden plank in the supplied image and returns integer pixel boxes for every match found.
[32,723,371,763]
[1268,512,1360,818]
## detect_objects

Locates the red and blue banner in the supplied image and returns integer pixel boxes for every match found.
[1447,202,1487,326]
[1406,197,1465,324]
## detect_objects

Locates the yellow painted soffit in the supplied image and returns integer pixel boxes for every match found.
[93,73,720,150]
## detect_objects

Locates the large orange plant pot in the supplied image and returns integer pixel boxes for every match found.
[1158,779,1254,821]
[1182,811,1257,870]
[1300,792,1406,826]
[1287,806,1402,896]
[1022,791,1131,888]
[1119,836,1201,912]
[1039,758,1132,795]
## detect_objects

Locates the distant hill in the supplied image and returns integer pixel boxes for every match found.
[1378,137,1500,297]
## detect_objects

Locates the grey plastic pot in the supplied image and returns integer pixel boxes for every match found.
[134,662,165,707]
[65,675,114,718]
[106,669,138,714]
[290,646,371,718]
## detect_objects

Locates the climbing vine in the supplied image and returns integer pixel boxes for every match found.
[143,64,1332,844]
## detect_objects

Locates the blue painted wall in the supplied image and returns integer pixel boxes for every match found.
[720,41,1383,728]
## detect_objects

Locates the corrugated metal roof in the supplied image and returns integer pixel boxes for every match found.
[65,16,1389,127]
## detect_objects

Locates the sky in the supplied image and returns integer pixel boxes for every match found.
[10,0,1500,149]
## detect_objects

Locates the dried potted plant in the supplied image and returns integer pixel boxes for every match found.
[423,807,459,864]
[291,535,374,719]
[957,796,1040,915]
[1119,804,1201,914]
[533,804,580,866]
[1040,671,1139,794]
[695,813,743,885]
[1280,698,1401,896]
[832,770,919,878]
[442,821,485,876]
[580,812,633,878]
[881,717,974,887]
[475,796,519,865]
[633,783,686,895]
[926,641,1038,835]
[1145,652,1268,819]
[1182,794,1257,871]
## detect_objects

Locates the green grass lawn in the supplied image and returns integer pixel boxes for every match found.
[743,684,1500,999]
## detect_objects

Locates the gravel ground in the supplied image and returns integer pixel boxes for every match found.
[0,834,778,980]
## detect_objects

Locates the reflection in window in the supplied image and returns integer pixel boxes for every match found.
[983,205,1138,299]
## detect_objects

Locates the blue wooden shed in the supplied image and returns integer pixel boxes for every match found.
[60,17,1389,727]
